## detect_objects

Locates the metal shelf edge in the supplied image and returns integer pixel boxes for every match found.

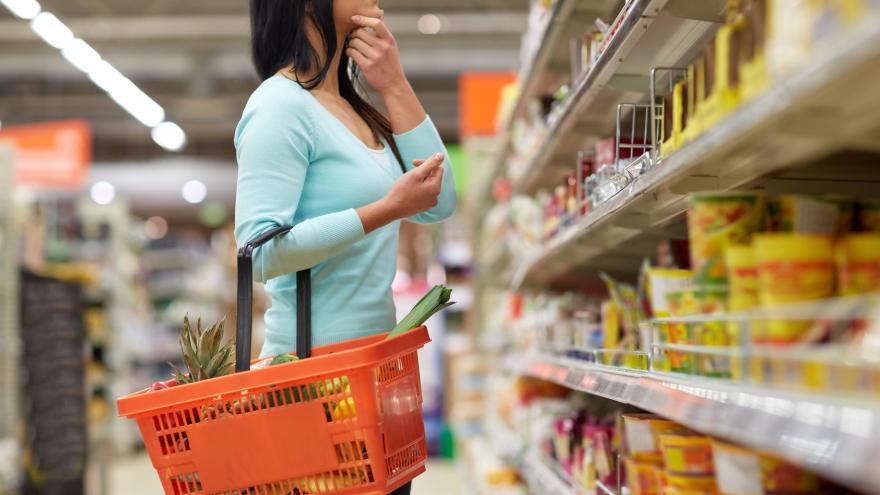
[505,352,880,494]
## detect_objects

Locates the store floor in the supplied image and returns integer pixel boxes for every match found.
[108,454,464,494]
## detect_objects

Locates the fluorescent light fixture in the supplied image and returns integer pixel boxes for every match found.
[87,60,127,93]
[0,0,40,19]
[30,12,73,49]
[11,4,184,151]
[109,84,166,128]
[181,180,207,204]
[90,181,116,205]
[151,121,187,152]
[417,14,442,35]
[61,38,101,73]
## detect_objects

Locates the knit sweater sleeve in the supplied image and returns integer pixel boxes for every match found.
[234,90,365,282]
[393,116,457,223]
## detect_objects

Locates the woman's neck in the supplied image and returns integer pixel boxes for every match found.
[297,22,349,96]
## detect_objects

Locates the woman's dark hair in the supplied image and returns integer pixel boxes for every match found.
[249,0,404,172]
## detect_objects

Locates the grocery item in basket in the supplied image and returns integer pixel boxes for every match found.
[387,285,454,338]
[836,234,880,296]
[659,430,714,476]
[622,414,679,462]
[712,440,818,495]
[626,458,665,495]
[766,195,840,235]
[648,269,695,317]
[688,192,765,285]
[753,234,834,343]
[170,315,234,385]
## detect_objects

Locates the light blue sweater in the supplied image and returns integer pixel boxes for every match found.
[234,75,456,358]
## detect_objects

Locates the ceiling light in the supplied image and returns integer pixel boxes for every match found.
[30,12,73,49]
[181,180,207,204]
[5,4,184,152]
[417,14,442,35]
[109,84,165,127]
[87,60,128,93]
[152,122,187,152]
[0,0,40,20]
[90,181,115,205]
[61,38,101,73]
[144,216,169,240]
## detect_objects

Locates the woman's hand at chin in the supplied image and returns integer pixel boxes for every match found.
[346,15,409,96]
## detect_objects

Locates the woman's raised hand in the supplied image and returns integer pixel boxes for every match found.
[347,15,407,95]
[383,153,444,218]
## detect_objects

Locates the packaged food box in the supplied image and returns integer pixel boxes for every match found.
[766,195,840,235]
[623,414,680,462]
[688,192,765,285]
[694,286,734,378]
[659,430,715,476]
[712,440,818,495]
[665,472,718,493]
[858,199,880,232]
[753,234,834,343]
[627,457,665,495]
[648,269,695,317]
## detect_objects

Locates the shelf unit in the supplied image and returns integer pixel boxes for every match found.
[482,0,628,202]
[503,10,880,288]
[503,352,880,494]
[0,145,19,493]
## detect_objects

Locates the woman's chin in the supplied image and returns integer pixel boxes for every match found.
[360,7,384,19]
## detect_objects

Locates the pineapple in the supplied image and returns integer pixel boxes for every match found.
[170,315,234,385]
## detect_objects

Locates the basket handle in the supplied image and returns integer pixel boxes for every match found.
[236,226,312,372]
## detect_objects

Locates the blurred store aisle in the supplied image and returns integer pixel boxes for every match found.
[108,455,463,495]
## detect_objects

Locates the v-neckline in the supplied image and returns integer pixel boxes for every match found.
[276,76,385,153]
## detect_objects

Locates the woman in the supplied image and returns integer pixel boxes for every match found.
[235,1,456,491]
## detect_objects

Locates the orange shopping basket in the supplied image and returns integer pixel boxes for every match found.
[118,226,430,495]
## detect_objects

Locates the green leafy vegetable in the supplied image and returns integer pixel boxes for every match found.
[386,285,454,339]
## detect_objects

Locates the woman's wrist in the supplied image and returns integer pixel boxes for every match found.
[356,197,402,234]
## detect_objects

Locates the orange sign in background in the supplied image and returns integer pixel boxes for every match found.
[0,120,92,189]
[458,72,516,137]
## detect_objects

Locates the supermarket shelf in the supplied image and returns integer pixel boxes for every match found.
[484,0,626,200]
[510,14,880,288]
[504,352,880,494]
[521,451,583,495]
[511,0,723,195]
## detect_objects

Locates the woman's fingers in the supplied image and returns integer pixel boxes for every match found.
[413,153,444,179]
[351,28,380,46]
[346,47,369,67]
[352,15,391,38]
[349,38,379,59]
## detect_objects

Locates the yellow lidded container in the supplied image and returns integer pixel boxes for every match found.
[752,234,834,344]
[836,234,880,296]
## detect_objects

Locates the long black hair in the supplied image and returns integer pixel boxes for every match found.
[249,0,404,171]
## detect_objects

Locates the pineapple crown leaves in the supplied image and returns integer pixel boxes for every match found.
[171,314,235,384]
